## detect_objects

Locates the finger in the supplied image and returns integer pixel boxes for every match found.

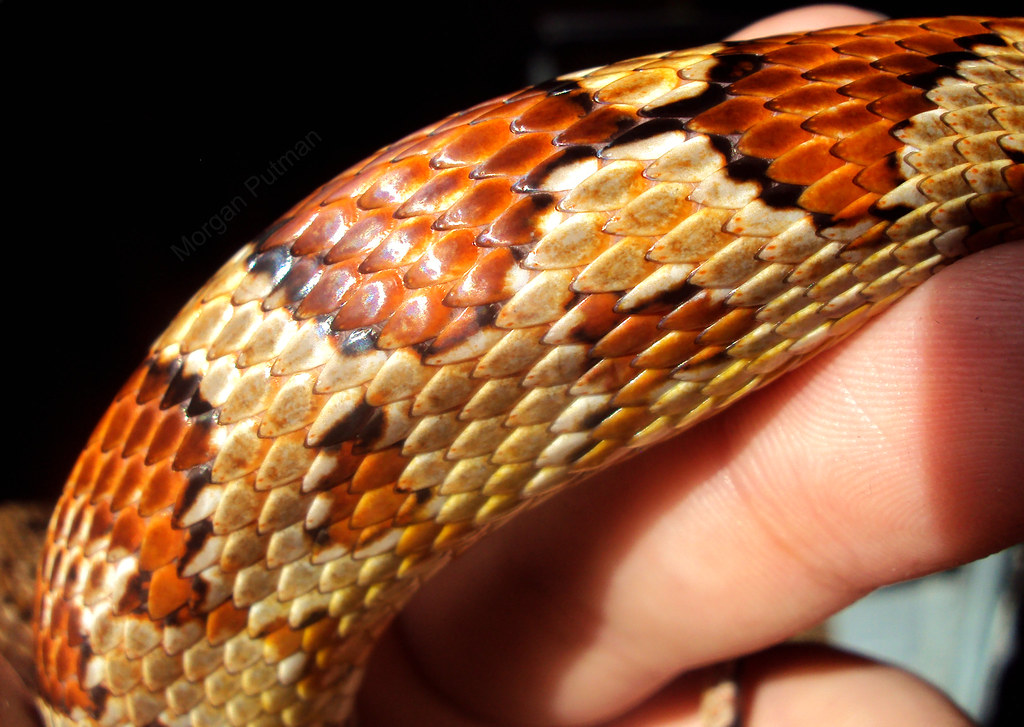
[600,644,975,727]
[0,657,42,727]
[727,5,886,40]
[740,644,975,727]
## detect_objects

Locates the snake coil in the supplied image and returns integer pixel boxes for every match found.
[29,15,1024,727]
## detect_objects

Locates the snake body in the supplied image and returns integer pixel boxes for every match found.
[31,16,1024,727]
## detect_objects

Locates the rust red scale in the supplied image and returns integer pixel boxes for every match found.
[30,16,1024,727]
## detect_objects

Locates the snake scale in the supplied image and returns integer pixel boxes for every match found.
[21,14,1024,727]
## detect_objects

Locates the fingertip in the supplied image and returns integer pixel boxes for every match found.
[742,644,975,726]
[728,5,887,40]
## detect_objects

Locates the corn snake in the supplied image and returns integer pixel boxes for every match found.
[7,11,1023,727]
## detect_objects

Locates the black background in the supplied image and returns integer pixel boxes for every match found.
[2,1,1020,723]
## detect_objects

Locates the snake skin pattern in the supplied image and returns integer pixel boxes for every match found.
[33,16,1024,727]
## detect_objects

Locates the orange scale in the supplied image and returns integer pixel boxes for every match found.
[122,401,160,458]
[377,285,454,350]
[325,157,391,200]
[423,305,502,362]
[137,463,186,518]
[313,486,362,530]
[349,485,408,529]
[855,155,905,194]
[357,156,433,210]
[394,521,445,556]
[302,616,338,653]
[726,39,793,57]
[52,633,77,683]
[318,172,366,207]
[859,22,927,39]
[324,209,395,264]
[172,414,219,470]
[315,520,361,557]
[839,73,911,101]
[544,293,622,345]
[108,456,145,512]
[866,90,934,122]
[292,200,360,258]
[896,31,964,55]
[872,52,939,76]
[798,164,868,214]
[803,57,874,84]
[432,118,516,167]
[768,137,845,186]
[470,95,548,125]
[555,105,637,146]
[472,133,557,178]
[443,247,524,307]
[63,600,87,648]
[738,114,815,160]
[672,346,730,376]
[136,351,181,406]
[631,332,702,370]
[388,125,464,163]
[86,499,115,544]
[832,121,904,165]
[264,624,305,663]
[804,101,878,138]
[304,442,362,492]
[659,289,727,331]
[331,270,404,330]
[591,314,664,358]
[148,562,192,620]
[355,521,401,554]
[295,260,360,319]
[69,448,105,502]
[435,177,516,228]
[834,37,903,60]
[478,194,558,247]
[207,599,248,646]
[845,221,892,254]
[70,451,104,503]
[688,95,773,135]
[109,506,146,556]
[351,448,411,494]
[571,356,637,395]
[262,207,324,252]
[762,43,841,70]
[139,512,187,571]
[697,307,760,346]
[768,83,847,116]
[803,29,872,44]
[144,407,188,466]
[405,228,480,288]
[99,397,139,453]
[729,65,807,97]
[394,167,471,218]
[513,91,593,132]
[923,17,991,36]
[359,217,436,273]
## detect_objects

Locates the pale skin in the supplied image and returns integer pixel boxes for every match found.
[4,6,1022,727]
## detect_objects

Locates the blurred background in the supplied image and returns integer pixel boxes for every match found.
[1,1,1020,724]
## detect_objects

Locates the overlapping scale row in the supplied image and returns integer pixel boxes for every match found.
[35,16,1024,727]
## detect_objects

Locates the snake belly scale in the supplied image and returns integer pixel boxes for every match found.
[29,15,1024,727]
